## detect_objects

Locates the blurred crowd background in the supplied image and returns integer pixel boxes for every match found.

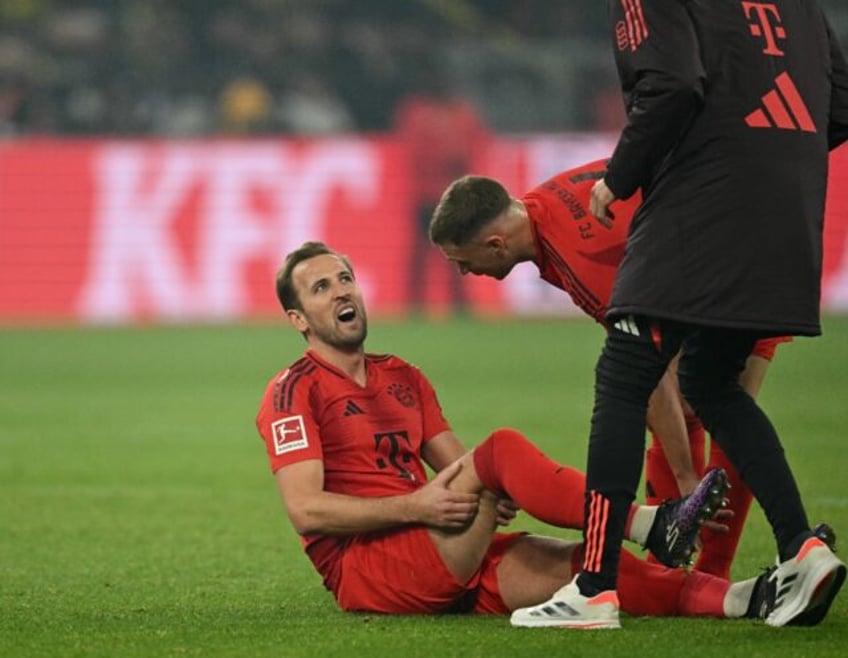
[2,1,848,324]
[5,0,843,138]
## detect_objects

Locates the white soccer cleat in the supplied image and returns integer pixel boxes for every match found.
[510,578,621,630]
[765,536,846,627]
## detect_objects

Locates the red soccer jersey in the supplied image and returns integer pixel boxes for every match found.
[524,159,642,323]
[255,349,451,590]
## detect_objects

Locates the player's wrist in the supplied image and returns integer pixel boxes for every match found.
[398,490,424,525]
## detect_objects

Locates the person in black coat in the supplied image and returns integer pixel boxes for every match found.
[511,0,848,630]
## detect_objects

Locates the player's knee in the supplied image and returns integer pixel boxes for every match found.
[473,428,527,495]
[678,370,743,422]
[677,369,718,415]
[486,427,527,447]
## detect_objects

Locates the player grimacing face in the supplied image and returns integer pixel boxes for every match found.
[288,254,368,350]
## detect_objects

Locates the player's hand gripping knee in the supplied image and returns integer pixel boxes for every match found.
[413,461,480,530]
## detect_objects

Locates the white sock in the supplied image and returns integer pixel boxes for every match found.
[626,505,657,546]
[723,576,759,618]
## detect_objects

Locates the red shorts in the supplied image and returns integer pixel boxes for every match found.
[751,336,792,361]
[334,527,523,614]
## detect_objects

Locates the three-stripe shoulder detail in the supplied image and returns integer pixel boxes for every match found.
[273,357,317,413]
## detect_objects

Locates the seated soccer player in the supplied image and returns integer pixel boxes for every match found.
[255,241,776,623]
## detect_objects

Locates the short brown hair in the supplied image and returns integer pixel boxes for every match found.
[275,241,354,311]
[428,176,512,247]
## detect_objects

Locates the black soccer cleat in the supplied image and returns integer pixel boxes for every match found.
[813,522,837,553]
[745,566,778,620]
[645,467,729,568]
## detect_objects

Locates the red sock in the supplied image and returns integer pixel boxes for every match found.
[617,549,686,616]
[685,415,707,475]
[645,416,706,504]
[588,547,729,617]
[677,569,731,617]
[644,436,680,506]
[695,441,754,579]
[472,428,587,529]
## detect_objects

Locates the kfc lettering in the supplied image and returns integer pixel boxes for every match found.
[1,137,846,323]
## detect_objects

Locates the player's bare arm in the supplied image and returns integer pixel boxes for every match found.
[420,430,467,471]
[275,457,480,535]
[646,368,700,496]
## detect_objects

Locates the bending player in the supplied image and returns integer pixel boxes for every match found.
[429,159,790,577]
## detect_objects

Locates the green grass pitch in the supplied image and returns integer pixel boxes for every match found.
[2,316,846,657]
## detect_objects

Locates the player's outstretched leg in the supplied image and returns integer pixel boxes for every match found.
[644,467,729,568]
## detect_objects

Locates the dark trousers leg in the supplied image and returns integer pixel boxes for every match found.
[578,316,682,594]
[678,329,809,559]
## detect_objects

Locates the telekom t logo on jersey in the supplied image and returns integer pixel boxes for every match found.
[742,2,786,56]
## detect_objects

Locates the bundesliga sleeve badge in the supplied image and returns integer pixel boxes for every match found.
[271,415,309,456]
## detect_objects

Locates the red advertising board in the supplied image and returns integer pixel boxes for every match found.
[1,136,846,323]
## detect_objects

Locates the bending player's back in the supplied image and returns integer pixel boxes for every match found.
[522,159,642,322]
